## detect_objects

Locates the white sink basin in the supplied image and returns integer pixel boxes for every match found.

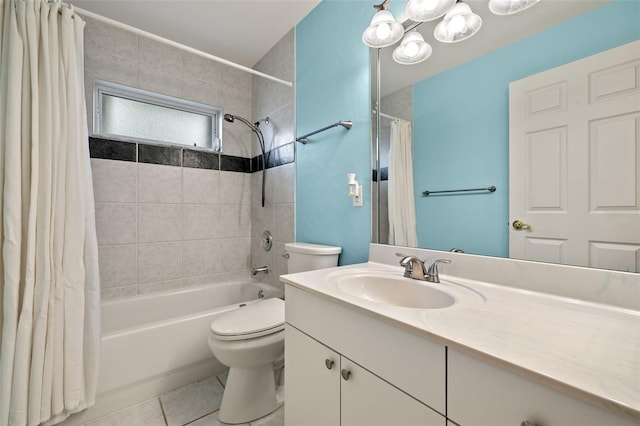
[338,275,454,308]
[326,269,462,309]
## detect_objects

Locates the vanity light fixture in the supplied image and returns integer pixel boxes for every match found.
[488,0,541,15]
[347,173,363,207]
[393,31,432,65]
[362,1,404,48]
[365,0,541,65]
[434,1,482,43]
[405,0,457,22]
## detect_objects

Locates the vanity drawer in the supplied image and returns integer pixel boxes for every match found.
[448,349,638,426]
[286,284,446,415]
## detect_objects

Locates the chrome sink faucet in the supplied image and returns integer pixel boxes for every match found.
[395,253,451,283]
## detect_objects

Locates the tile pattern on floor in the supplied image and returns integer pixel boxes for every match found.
[84,371,283,426]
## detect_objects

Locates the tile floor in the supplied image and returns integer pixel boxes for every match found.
[83,371,284,426]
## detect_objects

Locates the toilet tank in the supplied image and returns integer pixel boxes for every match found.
[285,242,342,274]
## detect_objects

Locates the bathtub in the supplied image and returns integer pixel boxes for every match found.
[63,280,283,425]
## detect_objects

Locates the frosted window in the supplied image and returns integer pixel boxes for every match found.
[94,80,222,150]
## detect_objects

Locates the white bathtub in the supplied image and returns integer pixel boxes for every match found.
[62,280,283,425]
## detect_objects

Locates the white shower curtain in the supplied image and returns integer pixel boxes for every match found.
[388,119,418,247]
[0,1,100,425]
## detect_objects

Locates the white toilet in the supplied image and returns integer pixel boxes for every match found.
[208,242,341,424]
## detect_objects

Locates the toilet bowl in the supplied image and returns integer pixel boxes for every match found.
[208,298,285,424]
[208,242,341,424]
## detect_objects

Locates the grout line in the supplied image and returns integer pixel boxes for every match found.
[216,374,226,389]
[158,397,170,426]
[181,409,219,426]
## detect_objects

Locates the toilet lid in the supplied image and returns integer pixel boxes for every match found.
[210,298,284,341]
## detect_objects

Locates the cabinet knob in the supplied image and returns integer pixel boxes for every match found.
[521,421,539,426]
[341,369,351,381]
[325,359,334,370]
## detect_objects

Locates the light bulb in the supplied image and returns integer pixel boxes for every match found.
[376,22,391,40]
[404,41,419,58]
[448,14,466,34]
[423,0,438,11]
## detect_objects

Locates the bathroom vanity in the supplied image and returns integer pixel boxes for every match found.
[281,244,640,426]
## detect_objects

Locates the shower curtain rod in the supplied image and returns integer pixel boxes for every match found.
[72,6,293,88]
[373,110,405,121]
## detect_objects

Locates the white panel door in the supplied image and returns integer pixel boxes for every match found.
[285,325,340,426]
[509,41,640,272]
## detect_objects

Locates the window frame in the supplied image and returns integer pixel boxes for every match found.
[93,79,223,151]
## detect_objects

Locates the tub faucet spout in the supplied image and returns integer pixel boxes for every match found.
[252,266,269,275]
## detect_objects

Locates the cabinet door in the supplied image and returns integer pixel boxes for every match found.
[448,349,638,426]
[285,325,340,426]
[341,358,445,426]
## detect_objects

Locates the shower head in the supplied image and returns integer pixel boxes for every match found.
[339,120,353,130]
[225,111,269,208]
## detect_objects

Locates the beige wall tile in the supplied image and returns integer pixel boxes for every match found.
[182,239,220,278]
[95,203,137,245]
[219,238,251,273]
[138,242,182,283]
[98,245,137,288]
[183,204,220,240]
[138,279,182,295]
[138,204,182,243]
[91,159,137,203]
[219,171,251,206]
[273,203,294,243]
[219,205,251,239]
[101,286,137,301]
[138,163,182,203]
[183,168,219,204]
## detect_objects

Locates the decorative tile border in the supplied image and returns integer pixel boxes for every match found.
[138,144,182,166]
[89,137,294,172]
[183,149,220,170]
[89,137,136,162]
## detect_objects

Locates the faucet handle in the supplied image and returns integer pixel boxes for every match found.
[395,252,412,259]
[426,258,451,282]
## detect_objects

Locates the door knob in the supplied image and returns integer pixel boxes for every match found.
[325,359,334,370]
[512,220,532,230]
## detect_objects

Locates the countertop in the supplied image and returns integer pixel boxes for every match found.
[280,261,640,421]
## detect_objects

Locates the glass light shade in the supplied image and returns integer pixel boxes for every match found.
[405,0,457,22]
[433,2,482,43]
[488,0,540,15]
[362,9,404,48]
[392,32,432,65]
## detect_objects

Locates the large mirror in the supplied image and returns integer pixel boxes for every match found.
[372,0,640,272]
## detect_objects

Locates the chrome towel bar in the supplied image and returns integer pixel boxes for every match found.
[296,120,352,144]
[422,186,496,196]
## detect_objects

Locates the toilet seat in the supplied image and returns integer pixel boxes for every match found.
[210,298,284,341]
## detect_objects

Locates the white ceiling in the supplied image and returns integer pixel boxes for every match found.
[73,0,321,68]
[379,0,613,96]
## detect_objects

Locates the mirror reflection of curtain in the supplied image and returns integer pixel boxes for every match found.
[388,120,418,247]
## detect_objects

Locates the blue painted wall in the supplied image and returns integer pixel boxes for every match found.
[413,0,640,257]
[295,1,372,265]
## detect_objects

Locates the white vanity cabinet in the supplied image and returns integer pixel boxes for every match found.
[285,325,445,426]
[285,285,446,426]
[447,349,639,426]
